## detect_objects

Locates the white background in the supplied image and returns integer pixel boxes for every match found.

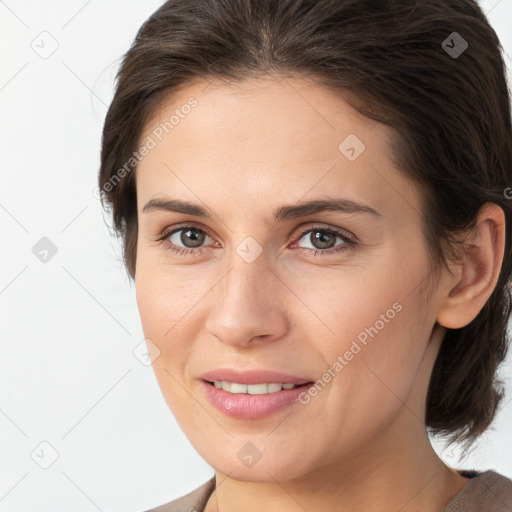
[1,1,511,510]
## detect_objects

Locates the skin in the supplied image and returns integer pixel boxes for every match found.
[134,75,505,512]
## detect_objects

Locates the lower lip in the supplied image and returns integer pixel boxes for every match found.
[200,380,314,419]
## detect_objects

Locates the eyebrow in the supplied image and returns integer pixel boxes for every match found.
[142,197,381,223]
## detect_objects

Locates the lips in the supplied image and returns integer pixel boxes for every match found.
[198,368,315,419]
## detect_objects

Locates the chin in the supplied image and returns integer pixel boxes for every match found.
[194,436,317,483]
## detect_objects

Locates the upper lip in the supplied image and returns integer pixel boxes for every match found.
[199,368,312,385]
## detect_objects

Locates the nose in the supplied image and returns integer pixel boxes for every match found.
[204,253,289,348]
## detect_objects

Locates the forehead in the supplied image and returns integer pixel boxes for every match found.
[135,75,422,223]
[139,75,376,155]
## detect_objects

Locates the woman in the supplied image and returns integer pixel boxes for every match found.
[98,0,512,510]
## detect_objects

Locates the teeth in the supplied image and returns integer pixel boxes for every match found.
[212,381,300,394]
[267,383,282,393]
[229,382,247,393]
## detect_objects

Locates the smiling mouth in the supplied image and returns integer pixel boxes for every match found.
[201,379,315,419]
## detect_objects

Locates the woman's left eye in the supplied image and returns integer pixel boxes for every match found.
[156,224,356,257]
[292,226,356,256]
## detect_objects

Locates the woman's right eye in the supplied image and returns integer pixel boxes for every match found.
[157,225,214,256]
[169,227,210,247]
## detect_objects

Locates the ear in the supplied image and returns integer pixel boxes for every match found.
[436,202,506,329]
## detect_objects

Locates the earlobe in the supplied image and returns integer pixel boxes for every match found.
[436,203,505,330]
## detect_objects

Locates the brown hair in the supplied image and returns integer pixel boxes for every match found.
[98,0,512,450]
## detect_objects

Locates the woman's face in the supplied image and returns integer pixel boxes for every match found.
[135,75,449,482]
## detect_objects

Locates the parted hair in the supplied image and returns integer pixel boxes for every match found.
[98,0,512,449]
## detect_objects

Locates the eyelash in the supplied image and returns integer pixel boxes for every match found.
[155,224,357,258]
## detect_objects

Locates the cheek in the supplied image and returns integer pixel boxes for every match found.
[135,257,204,335]
[330,295,430,429]
[306,255,431,413]
[135,260,212,389]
